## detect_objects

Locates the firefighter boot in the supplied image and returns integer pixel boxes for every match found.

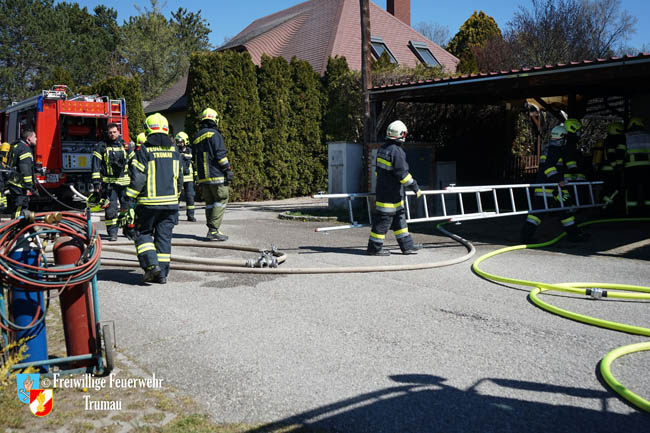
[366,248,391,256]
[566,225,589,242]
[402,243,423,255]
[141,265,161,284]
[206,229,228,241]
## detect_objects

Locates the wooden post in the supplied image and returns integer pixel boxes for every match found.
[360,0,372,191]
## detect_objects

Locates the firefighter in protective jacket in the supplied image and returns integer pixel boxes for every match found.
[175,131,196,222]
[122,113,183,284]
[192,108,233,241]
[7,130,36,218]
[367,120,423,256]
[521,124,585,243]
[91,123,132,241]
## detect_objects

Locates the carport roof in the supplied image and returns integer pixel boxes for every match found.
[370,53,650,104]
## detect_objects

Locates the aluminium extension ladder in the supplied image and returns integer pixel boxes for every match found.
[312,181,604,232]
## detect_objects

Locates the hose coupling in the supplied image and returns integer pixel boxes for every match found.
[588,288,604,299]
[247,251,279,268]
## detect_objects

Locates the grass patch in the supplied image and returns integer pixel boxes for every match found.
[70,421,95,433]
[143,411,166,423]
[112,411,139,422]
[0,385,28,429]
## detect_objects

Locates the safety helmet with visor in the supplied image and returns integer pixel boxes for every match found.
[144,113,169,135]
[386,120,408,142]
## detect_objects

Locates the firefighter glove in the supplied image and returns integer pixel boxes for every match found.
[554,189,570,203]
[118,208,135,228]
[416,189,422,199]
[225,169,234,185]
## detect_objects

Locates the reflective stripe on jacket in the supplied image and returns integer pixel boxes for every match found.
[7,140,34,190]
[91,138,130,185]
[374,139,418,214]
[192,127,230,185]
[125,133,183,209]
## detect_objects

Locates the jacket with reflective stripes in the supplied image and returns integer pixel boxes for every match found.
[601,134,626,171]
[180,147,194,183]
[124,133,183,209]
[536,138,567,184]
[192,127,230,185]
[625,130,650,168]
[375,139,419,212]
[91,137,130,185]
[7,140,34,190]
[564,135,586,181]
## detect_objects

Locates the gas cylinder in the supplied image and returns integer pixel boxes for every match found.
[54,236,97,367]
[9,245,48,372]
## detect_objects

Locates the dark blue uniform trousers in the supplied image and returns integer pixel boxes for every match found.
[134,207,178,278]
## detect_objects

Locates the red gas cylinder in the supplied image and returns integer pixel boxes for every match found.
[53,236,97,366]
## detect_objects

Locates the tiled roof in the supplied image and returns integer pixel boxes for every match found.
[371,53,650,91]
[219,0,459,75]
[149,0,459,112]
[144,75,188,114]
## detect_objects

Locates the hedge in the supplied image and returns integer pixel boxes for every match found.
[92,76,145,143]
[185,51,265,200]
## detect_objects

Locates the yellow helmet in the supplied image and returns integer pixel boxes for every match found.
[564,118,582,134]
[200,108,219,125]
[144,113,169,135]
[607,122,624,136]
[628,117,644,130]
[175,131,189,144]
[1,142,10,165]
[136,132,147,146]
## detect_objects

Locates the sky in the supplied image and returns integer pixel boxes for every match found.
[68,0,650,51]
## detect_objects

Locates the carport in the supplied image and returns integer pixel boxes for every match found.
[365,53,650,188]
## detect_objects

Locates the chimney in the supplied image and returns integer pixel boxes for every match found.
[387,0,410,26]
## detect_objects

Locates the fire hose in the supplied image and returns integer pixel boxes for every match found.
[0,211,101,332]
[99,223,475,274]
[472,217,650,413]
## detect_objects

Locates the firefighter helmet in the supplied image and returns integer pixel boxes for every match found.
[1,142,10,165]
[144,113,169,135]
[175,131,189,144]
[551,125,568,139]
[607,122,624,136]
[386,120,408,142]
[564,118,582,134]
[200,108,219,125]
[136,132,147,146]
[628,117,645,130]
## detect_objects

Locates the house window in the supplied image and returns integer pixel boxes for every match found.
[371,37,398,63]
[409,41,440,67]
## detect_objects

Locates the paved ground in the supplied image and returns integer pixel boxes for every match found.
[94,198,649,432]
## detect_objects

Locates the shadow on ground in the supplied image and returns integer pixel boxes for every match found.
[245,374,648,433]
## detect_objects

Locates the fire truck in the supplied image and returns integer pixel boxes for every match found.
[0,85,130,204]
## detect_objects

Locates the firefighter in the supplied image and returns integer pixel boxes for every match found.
[1,141,10,167]
[91,123,131,241]
[0,141,10,212]
[122,113,183,284]
[175,131,196,222]
[624,117,650,215]
[521,125,585,243]
[192,108,233,241]
[563,118,586,182]
[599,122,626,214]
[367,120,423,256]
[6,129,36,218]
[136,132,146,150]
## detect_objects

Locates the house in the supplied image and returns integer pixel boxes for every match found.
[145,0,459,133]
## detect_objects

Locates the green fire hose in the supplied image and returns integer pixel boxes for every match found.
[472,218,650,414]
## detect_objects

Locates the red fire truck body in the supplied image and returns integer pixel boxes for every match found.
[0,86,129,202]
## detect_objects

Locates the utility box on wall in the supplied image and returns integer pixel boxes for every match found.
[328,142,363,209]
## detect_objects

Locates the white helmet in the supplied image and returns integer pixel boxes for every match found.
[386,120,408,142]
[550,125,567,140]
